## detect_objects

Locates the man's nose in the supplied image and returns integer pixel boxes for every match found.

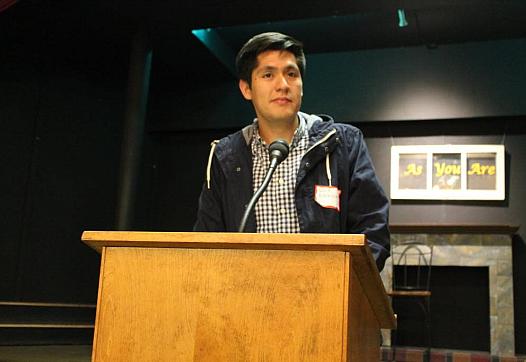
[275,74,290,90]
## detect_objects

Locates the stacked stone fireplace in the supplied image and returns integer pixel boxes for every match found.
[381,227,516,356]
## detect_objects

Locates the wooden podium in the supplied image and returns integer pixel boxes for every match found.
[82,231,395,361]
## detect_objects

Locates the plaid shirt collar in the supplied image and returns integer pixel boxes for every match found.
[251,115,306,151]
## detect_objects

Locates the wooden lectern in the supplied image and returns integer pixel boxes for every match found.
[82,231,395,361]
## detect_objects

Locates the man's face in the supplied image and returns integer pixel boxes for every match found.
[239,50,303,126]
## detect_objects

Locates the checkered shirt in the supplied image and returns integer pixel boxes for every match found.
[251,118,308,233]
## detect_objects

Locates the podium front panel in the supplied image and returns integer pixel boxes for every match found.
[93,246,350,361]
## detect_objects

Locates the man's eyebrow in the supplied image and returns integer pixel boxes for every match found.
[255,65,277,73]
[256,64,299,73]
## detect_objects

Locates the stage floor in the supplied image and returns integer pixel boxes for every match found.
[0,345,524,362]
[0,345,91,362]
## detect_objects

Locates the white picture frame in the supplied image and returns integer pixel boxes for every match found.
[390,145,505,200]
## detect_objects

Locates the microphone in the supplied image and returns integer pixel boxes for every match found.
[238,139,290,232]
[268,139,289,165]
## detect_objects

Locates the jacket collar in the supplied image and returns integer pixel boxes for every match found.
[240,111,334,146]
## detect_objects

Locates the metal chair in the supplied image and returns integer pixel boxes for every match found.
[388,241,433,362]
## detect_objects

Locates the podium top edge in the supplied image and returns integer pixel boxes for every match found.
[81,231,366,253]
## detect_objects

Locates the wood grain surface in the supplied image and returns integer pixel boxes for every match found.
[93,247,350,361]
[82,231,366,253]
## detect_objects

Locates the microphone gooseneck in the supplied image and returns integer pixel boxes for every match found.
[238,139,290,232]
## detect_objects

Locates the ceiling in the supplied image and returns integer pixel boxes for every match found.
[3,0,526,85]
[59,0,526,49]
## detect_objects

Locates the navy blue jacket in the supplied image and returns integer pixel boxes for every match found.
[194,113,390,271]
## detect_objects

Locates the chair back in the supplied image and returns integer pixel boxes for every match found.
[392,241,433,292]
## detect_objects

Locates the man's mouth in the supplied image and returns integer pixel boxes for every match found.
[272,97,292,104]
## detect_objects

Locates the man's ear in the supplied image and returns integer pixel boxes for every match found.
[239,79,252,100]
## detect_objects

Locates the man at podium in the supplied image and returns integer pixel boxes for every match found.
[194,32,390,271]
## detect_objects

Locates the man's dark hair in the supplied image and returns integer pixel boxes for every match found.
[235,32,306,86]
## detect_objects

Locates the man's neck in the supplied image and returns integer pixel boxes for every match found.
[257,115,299,145]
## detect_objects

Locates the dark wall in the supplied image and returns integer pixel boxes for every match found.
[0,27,126,303]
[147,38,526,131]
[364,128,525,227]
[305,39,526,122]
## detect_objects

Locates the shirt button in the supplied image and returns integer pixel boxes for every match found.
[280,208,286,214]
[279,178,284,185]
[305,162,311,168]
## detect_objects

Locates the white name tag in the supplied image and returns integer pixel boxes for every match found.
[314,185,341,211]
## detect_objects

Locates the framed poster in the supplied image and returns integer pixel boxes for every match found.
[390,145,505,200]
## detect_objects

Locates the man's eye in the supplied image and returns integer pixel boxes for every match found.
[288,72,298,78]
[262,73,272,78]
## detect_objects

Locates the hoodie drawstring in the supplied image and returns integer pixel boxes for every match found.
[325,153,332,186]
[206,140,219,189]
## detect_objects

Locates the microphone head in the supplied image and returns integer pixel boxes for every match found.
[269,139,290,164]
